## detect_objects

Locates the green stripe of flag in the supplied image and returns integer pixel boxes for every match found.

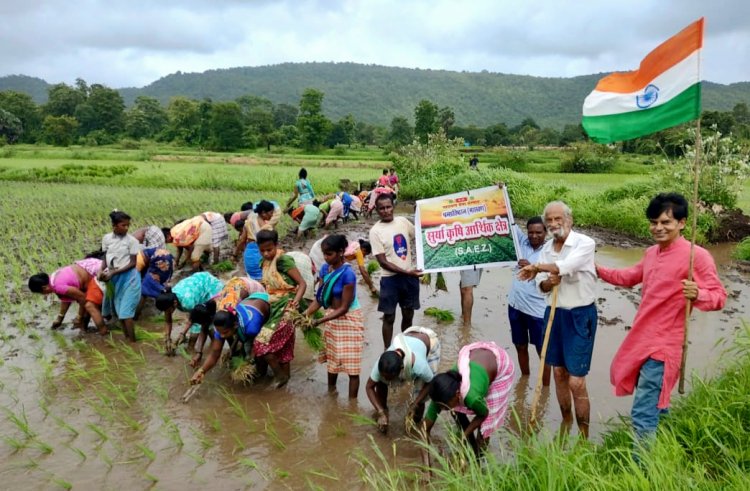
[582,83,701,143]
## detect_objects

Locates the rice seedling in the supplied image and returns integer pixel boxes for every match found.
[190,427,214,451]
[136,443,156,461]
[424,307,455,323]
[219,387,254,430]
[66,444,87,462]
[135,325,163,342]
[30,438,54,454]
[3,436,28,452]
[275,468,290,479]
[420,272,431,285]
[185,451,206,465]
[345,412,377,427]
[434,272,447,291]
[333,423,347,437]
[232,434,246,452]
[211,260,235,273]
[366,260,380,275]
[229,356,258,385]
[50,477,73,490]
[238,457,268,480]
[208,410,222,432]
[263,403,286,450]
[305,468,340,482]
[4,406,36,439]
[143,472,159,483]
[86,422,110,443]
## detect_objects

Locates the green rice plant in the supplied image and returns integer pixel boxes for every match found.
[66,445,87,462]
[434,272,447,291]
[4,407,36,439]
[143,473,159,484]
[190,427,214,451]
[208,410,222,432]
[302,326,324,352]
[135,325,163,342]
[346,412,377,427]
[219,387,254,429]
[420,272,431,285]
[239,457,268,480]
[159,413,183,448]
[86,422,110,443]
[52,416,79,437]
[263,403,286,450]
[333,423,347,437]
[2,436,27,452]
[275,468,289,479]
[366,260,380,275]
[232,434,246,452]
[211,260,235,273]
[50,477,73,490]
[30,438,54,454]
[136,443,156,461]
[424,307,455,323]
[185,451,206,465]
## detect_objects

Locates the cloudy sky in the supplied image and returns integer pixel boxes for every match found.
[1,0,748,88]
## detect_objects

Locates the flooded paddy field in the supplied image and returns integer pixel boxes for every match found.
[1,215,748,490]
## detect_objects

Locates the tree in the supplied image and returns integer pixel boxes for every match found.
[484,123,510,146]
[197,99,213,147]
[207,101,244,151]
[438,106,455,134]
[701,110,734,135]
[244,108,277,150]
[44,83,85,117]
[559,124,586,146]
[125,96,167,140]
[0,91,42,142]
[164,96,200,145]
[297,88,331,151]
[41,115,78,146]
[356,121,378,146]
[0,108,23,144]
[387,116,413,147]
[414,99,438,143]
[273,103,298,128]
[326,114,356,147]
[75,84,125,136]
[732,103,749,125]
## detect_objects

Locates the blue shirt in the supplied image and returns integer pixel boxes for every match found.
[319,263,360,310]
[507,224,547,318]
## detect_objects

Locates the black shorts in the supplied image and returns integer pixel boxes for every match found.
[378,275,420,314]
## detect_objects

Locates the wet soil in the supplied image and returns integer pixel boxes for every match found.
[2,210,749,489]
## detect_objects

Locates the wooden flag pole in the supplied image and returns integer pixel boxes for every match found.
[678,118,702,394]
[530,285,558,423]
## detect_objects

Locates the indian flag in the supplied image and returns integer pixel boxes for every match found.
[582,18,704,143]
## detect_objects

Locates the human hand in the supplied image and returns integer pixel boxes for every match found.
[410,269,424,278]
[175,332,186,346]
[517,264,538,281]
[518,259,530,268]
[377,411,389,433]
[164,337,175,356]
[189,352,203,368]
[682,279,699,301]
[99,270,111,282]
[51,315,64,330]
[190,369,205,385]
[547,273,562,287]
[287,299,299,310]
[497,181,505,189]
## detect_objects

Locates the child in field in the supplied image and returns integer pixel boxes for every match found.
[100,210,141,342]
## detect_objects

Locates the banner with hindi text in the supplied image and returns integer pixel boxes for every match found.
[415,185,519,273]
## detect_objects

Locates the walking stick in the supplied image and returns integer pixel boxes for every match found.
[530,285,559,424]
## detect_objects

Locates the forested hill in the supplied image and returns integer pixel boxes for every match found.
[3,63,749,128]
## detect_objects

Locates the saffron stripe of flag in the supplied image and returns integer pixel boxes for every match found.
[582,18,704,143]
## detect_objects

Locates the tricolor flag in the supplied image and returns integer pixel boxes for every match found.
[582,18,704,143]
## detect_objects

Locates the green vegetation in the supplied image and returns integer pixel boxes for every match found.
[423,307,455,323]
[360,323,750,490]
[734,237,750,261]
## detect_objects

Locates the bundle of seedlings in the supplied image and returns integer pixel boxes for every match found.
[285,309,324,352]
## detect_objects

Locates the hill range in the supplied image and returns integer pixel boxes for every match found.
[2,62,748,128]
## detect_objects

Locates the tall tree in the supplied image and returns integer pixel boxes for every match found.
[44,83,85,117]
[297,88,331,152]
[414,99,438,143]
[273,103,298,128]
[0,91,42,142]
[75,84,125,136]
[164,96,200,145]
[0,108,23,143]
[208,101,244,151]
[438,106,455,134]
[387,116,413,146]
[125,96,167,139]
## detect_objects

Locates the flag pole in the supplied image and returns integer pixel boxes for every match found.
[678,116,702,395]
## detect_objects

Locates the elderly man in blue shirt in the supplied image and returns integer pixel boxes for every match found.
[507,216,551,386]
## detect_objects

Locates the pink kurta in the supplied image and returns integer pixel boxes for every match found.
[596,236,726,408]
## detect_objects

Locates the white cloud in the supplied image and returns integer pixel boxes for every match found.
[0,0,747,87]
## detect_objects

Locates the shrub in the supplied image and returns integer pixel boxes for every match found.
[560,142,619,173]
[488,150,527,172]
[734,237,750,261]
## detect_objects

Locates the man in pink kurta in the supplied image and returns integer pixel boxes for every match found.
[596,193,725,440]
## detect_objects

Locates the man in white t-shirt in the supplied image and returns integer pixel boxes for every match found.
[369,193,422,348]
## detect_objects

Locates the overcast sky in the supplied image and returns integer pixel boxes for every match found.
[1,0,748,88]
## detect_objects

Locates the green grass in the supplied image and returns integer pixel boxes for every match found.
[734,237,750,261]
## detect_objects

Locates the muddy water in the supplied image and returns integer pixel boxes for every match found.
[1,224,749,490]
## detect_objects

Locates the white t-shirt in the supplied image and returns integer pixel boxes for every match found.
[102,233,141,270]
[369,217,415,277]
[535,229,597,309]
[369,336,434,384]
